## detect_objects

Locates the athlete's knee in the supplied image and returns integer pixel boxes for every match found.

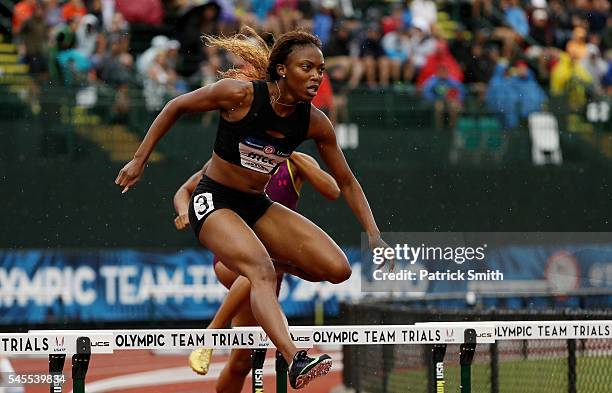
[244,254,277,285]
[328,255,352,284]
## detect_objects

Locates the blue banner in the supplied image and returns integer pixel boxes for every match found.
[2,243,612,325]
[0,249,363,325]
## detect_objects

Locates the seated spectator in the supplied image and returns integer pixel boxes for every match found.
[324,21,362,89]
[423,65,464,130]
[417,40,464,87]
[407,18,437,80]
[381,26,412,84]
[359,23,392,88]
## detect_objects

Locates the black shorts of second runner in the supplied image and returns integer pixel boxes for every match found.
[188,175,274,238]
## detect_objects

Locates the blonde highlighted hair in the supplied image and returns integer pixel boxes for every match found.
[202,26,322,82]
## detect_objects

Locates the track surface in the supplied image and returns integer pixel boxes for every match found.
[11,349,342,393]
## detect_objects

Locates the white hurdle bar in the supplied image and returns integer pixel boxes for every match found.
[1,322,610,393]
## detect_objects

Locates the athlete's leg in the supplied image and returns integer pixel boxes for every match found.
[207,262,241,329]
[216,302,258,393]
[198,209,298,363]
[254,204,351,284]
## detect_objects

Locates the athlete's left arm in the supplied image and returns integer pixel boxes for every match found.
[308,107,387,249]
[290,152,341,200]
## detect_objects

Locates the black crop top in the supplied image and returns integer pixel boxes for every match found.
[213,80,311,174]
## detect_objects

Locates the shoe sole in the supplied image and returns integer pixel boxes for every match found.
[294,359,332,389]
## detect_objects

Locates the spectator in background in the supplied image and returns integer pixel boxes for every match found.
[45,0,64,29]
[407,18,437,80]
[566,27,589,61]
[588,0,609,34]
[20,3,48,76]
[486,60,520,128]
[548,0,573,48]
[137,35,169,77]
[381,3,407,34]
[410,0,437,33]
[602,16,612,51]
[324,21,363,89]
[529,8,553,48]
[551,49,593,111]
[61,0,87,22]
[381,25,412,85]
[423,64,464,130]
[359,23,392,87]
[115,0,164,26]
[581,44,608,94]
[12,0,36,35]
[313,0,336,47]
[601,51,612,94]
[75,14,100,58]
[311,72,337,124]
[511,60,546,120]
[502,0,529,38]
[19,3,48,113]
[417,40,464,87]
[464,43,497,101]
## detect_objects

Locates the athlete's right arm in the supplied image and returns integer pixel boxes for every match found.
[115,79,249,193]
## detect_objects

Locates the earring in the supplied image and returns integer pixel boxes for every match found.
[282,74,286,78]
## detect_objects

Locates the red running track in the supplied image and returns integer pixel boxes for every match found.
[11,349,342,393]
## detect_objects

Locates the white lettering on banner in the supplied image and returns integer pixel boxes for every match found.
[0,267,96,307]
[101,265,227,305]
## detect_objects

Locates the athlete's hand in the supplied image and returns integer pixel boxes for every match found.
[115,158,145,194]
[369,234,395,272]
[174,214,190,230]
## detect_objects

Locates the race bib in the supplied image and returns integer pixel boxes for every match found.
[238,138,290,174]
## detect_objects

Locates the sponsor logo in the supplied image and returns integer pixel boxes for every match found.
[444,329,454,339]
[263,145,275,154]
[436,362,444,379]
[476,332,493,338]
[91,341,111,347]
[55,337,65,347]
[254,368,264,392]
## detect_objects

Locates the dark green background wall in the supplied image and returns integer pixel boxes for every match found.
[2,90,611,249]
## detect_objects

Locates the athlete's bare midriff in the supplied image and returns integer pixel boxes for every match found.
[205,152,273,193]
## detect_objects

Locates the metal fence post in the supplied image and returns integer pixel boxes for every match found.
[490,342,499,393]
[275,350,288,393]
[459,329,477,393]
[567,339,577,393]
[252,349,267,393]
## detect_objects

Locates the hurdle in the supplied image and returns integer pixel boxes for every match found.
[1,322,609,393]
[416,320,612,393]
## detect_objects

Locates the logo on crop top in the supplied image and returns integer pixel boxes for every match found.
[238,137,290,174]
